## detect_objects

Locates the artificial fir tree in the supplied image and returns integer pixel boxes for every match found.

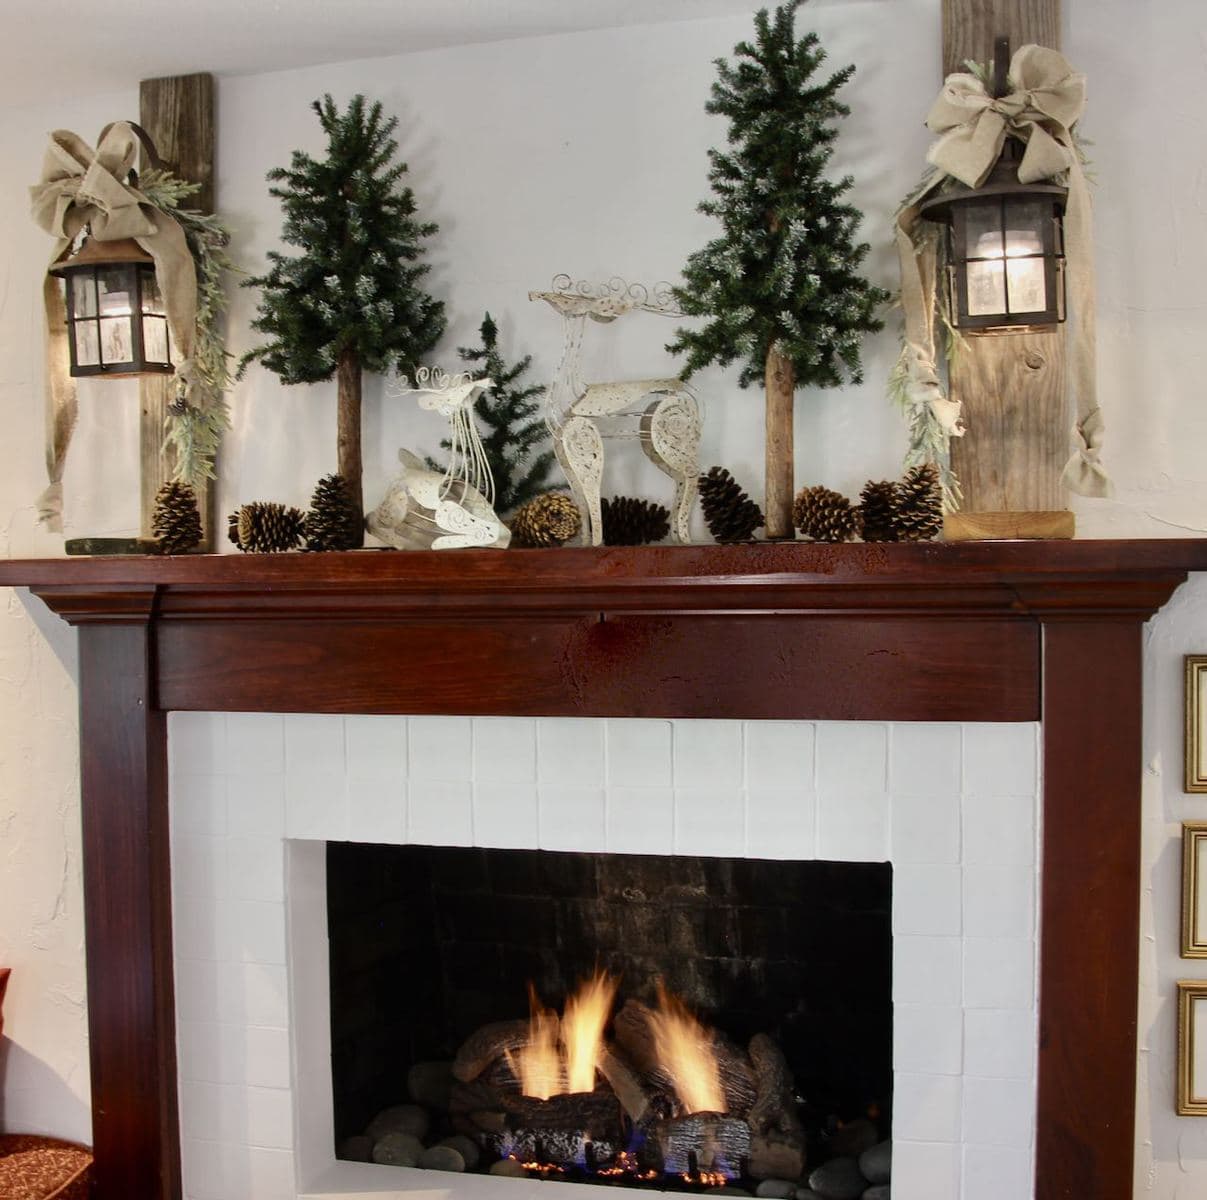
[445,313,553,516]
[668,1,889,538]
[240,94,445,539]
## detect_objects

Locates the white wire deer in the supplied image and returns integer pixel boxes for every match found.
[529,276,702,545]
[368,368,508,550]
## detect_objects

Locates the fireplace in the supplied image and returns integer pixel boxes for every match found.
[168,712,1040,1200]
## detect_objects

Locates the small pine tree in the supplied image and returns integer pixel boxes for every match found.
[447,313,554,516]
[240,94,446,537]
[668,1,889,538]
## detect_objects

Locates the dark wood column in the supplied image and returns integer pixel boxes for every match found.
[76,590,180,1200]
[1036,617,1144,1200]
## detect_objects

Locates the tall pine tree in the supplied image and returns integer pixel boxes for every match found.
[450,313,553,516]
[240,95,445,537]
[668,1,889,538]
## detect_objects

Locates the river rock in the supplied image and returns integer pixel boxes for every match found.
[371,1132,424,1167]
[795,1192,823,1200]
[829,1120,879,1159]
[420,1144,466,1172]
[859,1141,890,1185]
[490,1158,528,1178]
[439,1135,481,1170]
[862,1187,889,1200]
[756,1180,797,1199]
[409,1061,455,1110]
[808,1156,868,1200]
[337,1135,374,1163]
[367,1103,430,1142]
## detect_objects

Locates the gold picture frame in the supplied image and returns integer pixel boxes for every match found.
[1185,824,1207,957]
[1179,981,1207,1115]
[1186,657,1207,792]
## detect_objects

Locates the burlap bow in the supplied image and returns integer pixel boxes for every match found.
[29,123,198,529]
[894,44,1112,501]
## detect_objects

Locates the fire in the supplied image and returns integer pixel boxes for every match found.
[506,985,564,1100]
[647,980,726,1114]
[561,970,619,1093]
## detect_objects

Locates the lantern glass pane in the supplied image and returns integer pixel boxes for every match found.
[96,267,135,319]
[99,317,133,365]
[963,202,1004,260]
[1004,200,1046,256]
[966,260,1006,317]
[143,316,169,364]
[75,321,100,367]
[71,272,97,319]
[140,268,165,316]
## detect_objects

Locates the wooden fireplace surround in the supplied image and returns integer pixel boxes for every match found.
[3,538,1206,1200]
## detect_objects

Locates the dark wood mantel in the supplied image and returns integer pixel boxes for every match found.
[3,538,1206,1200]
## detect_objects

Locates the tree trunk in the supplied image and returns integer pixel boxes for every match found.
[764,346,796,540]
[336,349,364,543]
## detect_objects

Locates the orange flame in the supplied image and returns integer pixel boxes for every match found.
[506,985,564,1100]
[647,980,725,1114]
[561,970,619,1093]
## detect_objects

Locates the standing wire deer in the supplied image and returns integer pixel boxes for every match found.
[529,276,701,545]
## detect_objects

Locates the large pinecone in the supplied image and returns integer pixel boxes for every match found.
[601,496,671,546]
[227,502,306,553]
[152,482,203,554]
[793,485,861,543]
[304,474,361,551]
[894,464,943,542]
[510,492,582,548]
[859,480,899,543]
[698,466,764,543]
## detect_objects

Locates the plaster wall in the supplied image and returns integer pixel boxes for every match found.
[0,0,1204,1194]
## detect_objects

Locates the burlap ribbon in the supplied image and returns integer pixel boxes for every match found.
[29,123,197,529]
[896,44,1112,500]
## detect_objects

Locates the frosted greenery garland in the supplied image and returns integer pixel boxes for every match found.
[139,168,234,486]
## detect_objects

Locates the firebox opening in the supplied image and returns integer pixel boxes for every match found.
[326,844,892,1191]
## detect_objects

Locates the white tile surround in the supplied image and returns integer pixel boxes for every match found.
[168,715,1042,1200]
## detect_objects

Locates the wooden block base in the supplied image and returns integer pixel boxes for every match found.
[944,511,1075,542]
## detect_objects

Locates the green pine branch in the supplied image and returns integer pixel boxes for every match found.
[667,0,889,392]
[238,93,445,385]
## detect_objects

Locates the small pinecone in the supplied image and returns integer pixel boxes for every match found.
[893,464,943,542]
[859,480,900,543]
[227,502,306,553]
[793,485,861,543]
[601,496,671,546]
[697,466,764,543]
[304,474,361,551]
[151,482,203,554]
[510,493,582,548]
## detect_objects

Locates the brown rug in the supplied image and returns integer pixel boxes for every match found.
[0,1135,93,1200]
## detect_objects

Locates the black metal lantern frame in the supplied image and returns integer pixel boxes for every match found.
[50,237,173,378]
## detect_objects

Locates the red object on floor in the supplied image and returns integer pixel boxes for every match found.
[0,1135,93,1200]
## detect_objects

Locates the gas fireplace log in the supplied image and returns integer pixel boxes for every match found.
[450,1078,507,1115]
[653,1112,752,1176]
[715,1037,758,1116]
[599,1045,653,1122]
[483,1128,618,1167]
[613,999,659,1075]
[748,1129,806,1182]
[747,1033,802,1136]
[453,1019,535,1082]
[501,1091,624,1142]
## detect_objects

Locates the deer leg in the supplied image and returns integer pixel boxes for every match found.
[555,416,605,546]
[642,391,702,544]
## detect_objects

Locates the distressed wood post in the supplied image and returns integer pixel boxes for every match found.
[336,348,364,538]
[764,345,795,540]
[139,73,215,549]
[940,0,1073,541]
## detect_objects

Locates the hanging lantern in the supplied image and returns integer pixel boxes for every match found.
[918,36,1068,334]
[48,236,172,377]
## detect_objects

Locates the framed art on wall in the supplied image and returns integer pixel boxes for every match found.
[1185,657,1207,791]
[1178,980,1207,1115]
[1184,824,1207,957]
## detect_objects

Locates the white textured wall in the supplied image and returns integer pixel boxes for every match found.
[0,2,1205,1194]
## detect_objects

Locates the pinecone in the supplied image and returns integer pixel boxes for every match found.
[510,492,582,548]
[151,482,203,554]
[601,496,671,546]
[227,502,306,553]
[859,480,899,543]
[304,474,362,551]
[792,485,861,543]
[697,466,764,543]
[893,464,943,542]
